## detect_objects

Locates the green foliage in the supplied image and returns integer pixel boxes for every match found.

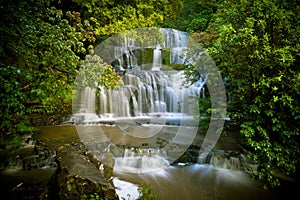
[81,193,102,200]
[197,97,212,129]
[72,0,182,40]
[138,182,157,200]
[0,0,94,140]
[0,134,26,158]
[76,54,123,90]
[164,0,219,32]
[7,135,23,150]
[207,0,300,188]
[161,64,186,70]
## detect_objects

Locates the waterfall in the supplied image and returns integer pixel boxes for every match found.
[114,147,170,173]
[72,28,208,126]
[96,70,196,120]
[69,28,255,200]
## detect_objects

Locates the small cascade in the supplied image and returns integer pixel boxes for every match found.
[197,150,250,171]
[80,87,96,113]
[111,28,189,71]
[113,37,138,70]
[114,147,170,173]
[194,74,208,98]
[159,28,188,64]
[152,46,162,71]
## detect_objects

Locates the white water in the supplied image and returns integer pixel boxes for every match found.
[110,28,188,70]
[98,70,197,118]
[152,46,162,71]
[72,28,206,125]
[113,162,278,200]
[72,70,205,127]
[114,148,170,174]
[111,147,281,200]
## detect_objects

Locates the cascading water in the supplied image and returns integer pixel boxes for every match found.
[69,28,288,200]
[71,28,208,178]
[114,148,170,173]
[80,87,96,113]
[97,70,196,120]
[152,45,162,71]
[71,28,209,172]
[73,28,204,126]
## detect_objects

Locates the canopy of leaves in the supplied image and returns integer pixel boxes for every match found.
[0,0,94,139]
[206,0,300,188]
[164,0,219,32]
[72,0,182,41]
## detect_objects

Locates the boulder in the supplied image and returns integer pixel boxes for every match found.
[54,150,118,200]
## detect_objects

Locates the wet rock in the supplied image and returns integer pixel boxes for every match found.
[22,139,56,170]
[142,143,148,146]
[54,151,118,200]
[16,144,36,158]
[1,133,57,170]
[22,155,42,170]
[186,144,201,163]
[90,152,115,178]
[12,134,36,161]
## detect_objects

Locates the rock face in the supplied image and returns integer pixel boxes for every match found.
[53,147,118,200]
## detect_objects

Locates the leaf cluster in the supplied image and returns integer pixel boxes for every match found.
[164,0,219,32]
[75,54,123,90]
[0,0,94,140]
[72,0,182,40]
[206,0,300,188]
